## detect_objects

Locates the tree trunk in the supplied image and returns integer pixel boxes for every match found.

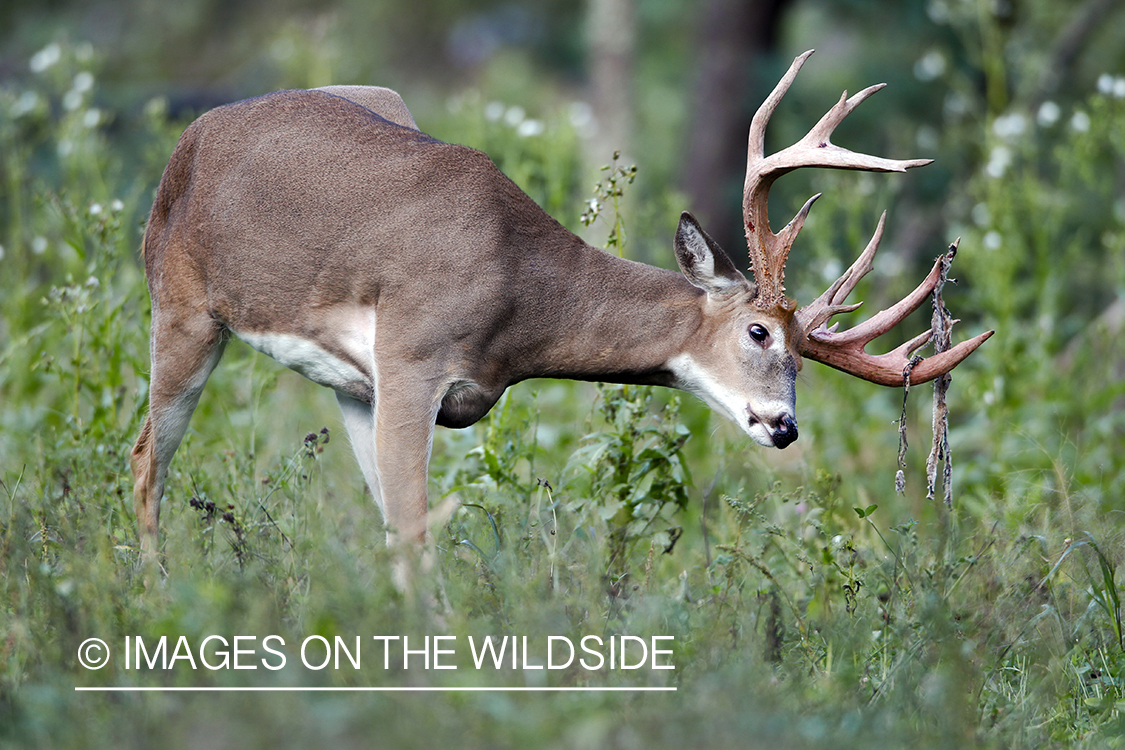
[680,0,790,252]
[587,0,636,160]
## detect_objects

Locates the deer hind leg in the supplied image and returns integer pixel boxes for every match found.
[131,311,226,559]
[336,392,383,514]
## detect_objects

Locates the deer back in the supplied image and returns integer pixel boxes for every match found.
[142,89,699,404]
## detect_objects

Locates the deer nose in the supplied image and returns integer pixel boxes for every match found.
[771,415,798,449]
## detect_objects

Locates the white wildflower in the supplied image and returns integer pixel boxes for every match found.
[926,0,950,24]
[985,145,1011,178]
[73,71,94,93]
[143,97,169,120]
[503,105,525,127]
[914,50,947,82]
[943,91,969,119]
[483,101,504,122]
[63,89,83,111]
[992,112,1026,139]
[29,43,61,73]
[971,202,990,227]
[916,125,939,151]
[516,119,544,137]
[568,101,593,129]
[1036,101,1060,127]
[13,91,40,117]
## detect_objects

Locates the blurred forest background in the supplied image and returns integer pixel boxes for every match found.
[1,0,1122,251]
[2,0,1125,748]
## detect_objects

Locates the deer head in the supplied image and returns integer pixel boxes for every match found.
[666,50,992,449]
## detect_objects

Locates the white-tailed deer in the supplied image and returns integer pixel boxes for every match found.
[131,51,991,564]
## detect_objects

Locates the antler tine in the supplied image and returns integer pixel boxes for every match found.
[742,50,933,309]
[803,327,994,387]
[800,85,886,147]
[796,210,887,333]
[793,85,934,174]
[747,50,815,161]
[742,50,815,306]
[799,238,996,386]
[827,252,949,345]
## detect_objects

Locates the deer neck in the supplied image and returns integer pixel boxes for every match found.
[511,239,705,389]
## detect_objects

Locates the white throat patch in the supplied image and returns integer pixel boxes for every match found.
[666,353,790,448]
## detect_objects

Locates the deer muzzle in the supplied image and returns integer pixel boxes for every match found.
[771,414,798,449]
[746,406,799,449]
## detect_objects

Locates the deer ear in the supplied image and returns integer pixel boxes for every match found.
[674,212,748,296]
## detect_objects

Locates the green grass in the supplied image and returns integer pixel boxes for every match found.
[2,44,1124,749]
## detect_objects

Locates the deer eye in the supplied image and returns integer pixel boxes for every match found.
[749,324,770,345]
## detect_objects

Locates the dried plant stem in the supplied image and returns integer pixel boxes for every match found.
[896,240,961,503]
[926,241,959,508]
[896,357,919,495]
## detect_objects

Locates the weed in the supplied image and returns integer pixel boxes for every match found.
[580,149,637,255]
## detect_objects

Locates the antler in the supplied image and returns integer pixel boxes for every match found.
[745,50,993,386]
[797,231,994,386]
[743,50,931,309]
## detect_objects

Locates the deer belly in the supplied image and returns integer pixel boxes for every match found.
[233,329,373,400]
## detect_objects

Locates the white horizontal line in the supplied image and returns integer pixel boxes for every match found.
[75,686,676,693]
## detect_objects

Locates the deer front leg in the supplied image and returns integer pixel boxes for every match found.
[372,372,443,591]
